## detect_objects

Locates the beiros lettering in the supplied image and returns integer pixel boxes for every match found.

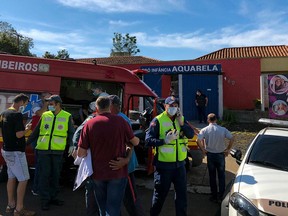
[0,60,38,72]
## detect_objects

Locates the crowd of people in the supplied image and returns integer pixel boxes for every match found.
[0,88,234,216]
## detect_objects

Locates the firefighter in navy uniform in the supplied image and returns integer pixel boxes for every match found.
[27,95,75,211]
[145,96,194,216]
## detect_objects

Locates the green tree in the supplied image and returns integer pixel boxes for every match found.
[0,21,34,56]
[42,51,56,59]
[111,33,140,56]
[42,49,70,59]
[56,49,70,59]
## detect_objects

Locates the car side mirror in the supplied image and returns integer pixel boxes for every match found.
[230,148,242,165]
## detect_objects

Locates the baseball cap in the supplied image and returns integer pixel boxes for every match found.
[164,96,178,105]
[45,95,62,103]
[108,95,121,105]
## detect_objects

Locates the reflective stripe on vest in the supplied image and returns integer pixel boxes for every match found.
[156,112,187,162]
[36,110,70,150]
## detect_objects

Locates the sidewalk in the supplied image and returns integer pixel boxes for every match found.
[189,120,208,131]
[186,120,238,193]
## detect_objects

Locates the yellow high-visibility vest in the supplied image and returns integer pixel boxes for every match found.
[156,112,187,162]
[36,110,71,151]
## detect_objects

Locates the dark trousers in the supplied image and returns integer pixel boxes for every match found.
[206,152,226,199]
[197,106,206,123]
[32,149,39,193]
[85,177,99,216]
[38,153,63,203]
[123,172,145,216]
[150,166,187,216]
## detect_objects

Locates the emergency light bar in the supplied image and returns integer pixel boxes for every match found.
[258,118,288,127]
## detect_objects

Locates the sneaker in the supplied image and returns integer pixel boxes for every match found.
[6,205,15,213]
[14,208,36,216]
[31,190,39,196]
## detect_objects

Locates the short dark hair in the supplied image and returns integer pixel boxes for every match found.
[108,95,121,105]
[96,96,111,111]
[91,84,103,91]
[13,93,29,103]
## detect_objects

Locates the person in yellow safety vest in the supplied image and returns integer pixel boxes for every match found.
[27,95,75,211]
[145,96,194,216]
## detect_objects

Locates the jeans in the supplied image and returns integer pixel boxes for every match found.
[150,166,187,216]
[206,152,226,199]
[123,172,145,216]
[93,177,127,216]
[85,177,99,216]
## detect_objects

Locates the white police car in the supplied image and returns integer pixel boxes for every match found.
[221,118,288,216]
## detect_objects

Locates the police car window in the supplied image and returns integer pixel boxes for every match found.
[248,135,288,171]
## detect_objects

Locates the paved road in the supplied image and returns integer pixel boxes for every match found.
[0,159,239,216]
[0,176,221,216]
[0,122,239,216]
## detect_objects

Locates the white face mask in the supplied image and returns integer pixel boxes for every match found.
[167,107,178,116]
[19,105,26,113]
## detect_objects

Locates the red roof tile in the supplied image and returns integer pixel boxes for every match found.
[76,56,162,65]
[195,45,288,60]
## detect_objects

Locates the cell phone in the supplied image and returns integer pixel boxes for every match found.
[176,108,181,117]
[26,119,32,125]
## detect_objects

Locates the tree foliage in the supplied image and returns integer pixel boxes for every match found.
[42,49,70,59]
[111,33,140,56]
[0,21,34,56]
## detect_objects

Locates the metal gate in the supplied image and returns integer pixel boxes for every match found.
[182,74,219,121]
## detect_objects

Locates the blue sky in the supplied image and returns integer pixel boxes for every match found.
[1,0,288,60]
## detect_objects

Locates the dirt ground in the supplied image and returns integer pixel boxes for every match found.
[224,122,265,154]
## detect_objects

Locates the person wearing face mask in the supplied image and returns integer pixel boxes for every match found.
[0,93,36,216]
[145,96,194,216]
[27,95,75,211]
[91,84,109,100]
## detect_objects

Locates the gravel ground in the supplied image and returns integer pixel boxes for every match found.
[224,122,266,154]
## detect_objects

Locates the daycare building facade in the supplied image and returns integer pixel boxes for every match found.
[77,45,288,121]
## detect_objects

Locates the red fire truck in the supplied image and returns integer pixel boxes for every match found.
[0,54,202,181]
[0,53,160,180]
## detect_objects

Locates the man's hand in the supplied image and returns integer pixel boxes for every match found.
[164,130,179,144]
[176,108,184,126]
[68,146,75,157]
[72,149,77,159]
[109,157,129,170]
[224,148,231,157]
[201,148,207,156]
[25,123,32,131]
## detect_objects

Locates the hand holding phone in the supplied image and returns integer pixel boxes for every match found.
[176,108,181,117]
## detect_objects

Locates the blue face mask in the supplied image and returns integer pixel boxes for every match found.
[48,105,56,112]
